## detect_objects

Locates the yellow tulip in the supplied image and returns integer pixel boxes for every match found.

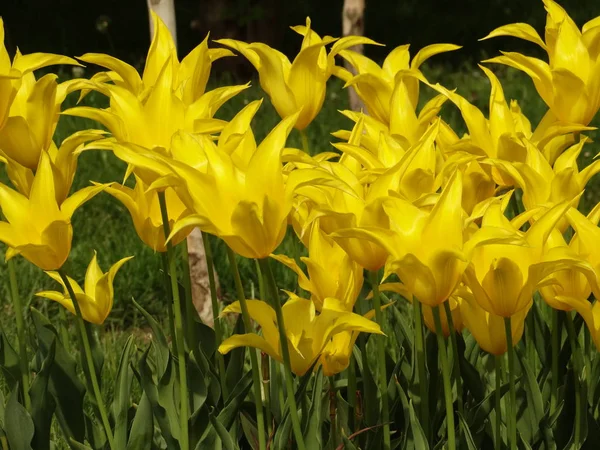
[163,114,344,259]
[463,199,581,318]
[0,152,106,270]
[335,43,460,126]
[64,11,243,172]
[218,295,383,376]
[458,288,527,355]
[1,129,106,200]
[568,299,600,352]
[334,170,466,307]
[482,0,600,125]
[0,18,78,130]
[271,220,363,311]
[216,18,379,131]
[103,176,194,252]
[539,203,600,311]
[37,252,132,324]
[486,136,600,230]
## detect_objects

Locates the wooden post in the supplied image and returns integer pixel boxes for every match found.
[342,0,366,111]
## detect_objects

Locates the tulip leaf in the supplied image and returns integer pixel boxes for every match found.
[516,346,545,442]
[194,320,216,359]
[359,335,378,427]
[209,408,239,450]
[218,370,252,429]
[4,385,34,450]
[407,399,429,450]
[304,369,324,449]
[456,334,485,403]
[239,411,259,450]
[131,298,169,378]
[188,354,209,413]
[67,440,93,450]
[31,308,86,445]
[126,393,153,450]
[28,339,56,450]
[456,412,477,450]
[225,317,245,399]
[83,412,107,450]
[138,346,180,449]
[112,335,135,449]
[0,328,21,391]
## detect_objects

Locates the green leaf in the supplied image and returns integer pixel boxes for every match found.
[516,347,545,443]
[126,393,153,450]
[456,334,485,404]
[304,369,324,449]
[407,400,429,450]
[209,408,238,450]
[31,308,86,445]
[112,335,135,449]
[138,347,180,449]
[4,385,34,450]
[217,371,252,430]
[359,335,378,427]
[28,339,56,450]
[131,298,169,378]
[0,328,21,391]
[456,412,477,450]
[84,413,107,450]
[224,317,245,402]
[239,411,259,450]
[188,354,209,414]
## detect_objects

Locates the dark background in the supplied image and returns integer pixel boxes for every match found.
[1,0,599,74]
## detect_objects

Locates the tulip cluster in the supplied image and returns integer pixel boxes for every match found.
[0,1,599,449]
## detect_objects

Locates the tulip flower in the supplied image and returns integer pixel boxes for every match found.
[0,18,78,130]
[482,0,600,125]
[218,295,383,376]
[216,18,379,131]
[163,113,345,259]
[486,136,600,230]
[103,176,194,252]
[37,252,132,325]
[271,220,363,311]
[464,199,582,318]
[333,169,466,307]
[540,203,600,312]
[0,152,106,270]
[458,288,527,355]
[335,42,460,126]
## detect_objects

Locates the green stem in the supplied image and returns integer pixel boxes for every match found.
[504,317,516,450]
[181,239,198,345]
[413,297,430,440]
[299,129,311,156]
[329,376,338,448]
[550,309,559,415]
[432,305,456,450]
[565,312,582,448]
[495,355,503,450]
[262,352,273,436]
[201,233,228,400]
[7,259,30,410]
[160,252,177,355]
[443,301,463,418]
[58,269,114,450]
[158,192,189,450]
[348,351,357,432]
[369,271,391,450]
[228,248,267,450]
[259,257,306,450]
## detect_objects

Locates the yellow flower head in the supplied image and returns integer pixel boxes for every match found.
[0,152,106,270]
[458,288,527,355]
[37,252,132,324]
[216,17,379,131]
[464,198,580,318]
[0,18,78,131]
[482,0,600,125]
[219,294,382,376]
[271,220,363,311]
[336,43,460,126]
[103,176,194,252]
